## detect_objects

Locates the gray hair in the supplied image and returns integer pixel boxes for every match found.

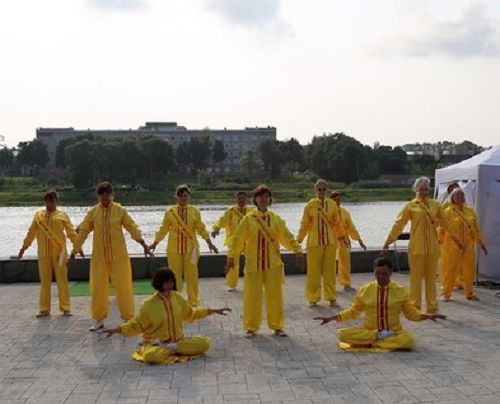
[413,177,430,192]
[314,179,328,191]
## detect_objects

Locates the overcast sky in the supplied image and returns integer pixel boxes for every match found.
[1,0,499,147]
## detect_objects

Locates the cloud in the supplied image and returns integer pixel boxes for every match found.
[87,0,147,11]
[206,0,291,34]
[380,1,500,57]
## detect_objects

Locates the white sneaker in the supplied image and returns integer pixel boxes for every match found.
[329,300,339,307]
[309,302,318,308]
[244,330,256,338]
[89,321,104,332]
[439,296,451,302]
[377,330,395,340]
[227,287,236,292]
[274,329,288,337]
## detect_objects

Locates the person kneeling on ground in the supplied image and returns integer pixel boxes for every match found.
[314,256,446,352]
[98,268,231,364]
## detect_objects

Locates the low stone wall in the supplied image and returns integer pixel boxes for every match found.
[0,249,408,283]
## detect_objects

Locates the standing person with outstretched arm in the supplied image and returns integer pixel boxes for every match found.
[225,185,304,338]
[382,177,463,314]
[314,257,446,351]
[330,191,367,293]
[149,185,218,306]
[296,180,346,307]
[71,182,151,331]
[18,190,77,317]
[211,191,253,291]
[98,268,231,364]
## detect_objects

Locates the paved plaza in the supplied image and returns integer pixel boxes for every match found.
[1,273,500,404]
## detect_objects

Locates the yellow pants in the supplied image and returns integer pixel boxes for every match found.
[37,256,70,314]
[337,328,416,351]
[439,253,463,288]
[89,257,134,321]
[305,245,337,303]
[408,253,440,313]
[243,265,284,332]
[133,335,211,364]
[167,252,200,306]
[337,245,352,287]
[442,246,476,299]
[226,254,241,288]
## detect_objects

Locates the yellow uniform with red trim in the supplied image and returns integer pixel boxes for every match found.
[297,198,344,303]
[336,280,422,351]
[441,205,484,299]
[74,202,142,321]
[22,209,76,314]
[438,200,464,288]
[212,205,253,288]
[154,205,210,306]
[117,291,211,364]
[386,197,453,313]
[229,209,301,332]
[337,206,362,287]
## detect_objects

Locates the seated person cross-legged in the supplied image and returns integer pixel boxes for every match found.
[98,268,231,364]
[314,256,446,352]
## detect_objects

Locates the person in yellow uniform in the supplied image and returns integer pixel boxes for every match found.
[438,182,462,289]
[383,177,463,314]
[440,188,488,302]
[296,180,345,307]
[98,268,231,364]
[211,191,253,291]
[330,191,367,293]
[18,191,77,317]
[149,185,218,307]
[71,182,151,331]
[314,257,446,351]
[226,185,304,338]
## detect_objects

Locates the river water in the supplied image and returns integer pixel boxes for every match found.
[0,202,409,258]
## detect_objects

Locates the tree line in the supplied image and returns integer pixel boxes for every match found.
[0,132,438,189]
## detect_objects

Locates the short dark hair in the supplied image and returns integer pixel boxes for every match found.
[151,267,177,292]
[447,182,460,194]
[330,191,342,199]
[175,184,191,197]
[96,181,113,195]
[373,256,393,270]
[252,184,272,206]
[44,190,58,202]
[236,191,248,197]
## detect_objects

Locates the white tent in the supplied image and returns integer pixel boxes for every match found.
[434,145,500,282]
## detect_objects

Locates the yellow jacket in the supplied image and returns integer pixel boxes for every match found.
[212,205,254,246]
[73,202,142,263]
[23,209,76,258]
[228,209,302,272]
[339,206,361,242]
[117,291,209,343]
[386,197,453,255]
[154,205,210,254]
[338,280,421,331]
[442,205,484,251]
[297,198,344,247]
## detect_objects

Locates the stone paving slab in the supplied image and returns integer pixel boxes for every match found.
[1,273,500,404]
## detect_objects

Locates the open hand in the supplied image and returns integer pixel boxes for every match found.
[207,240,218,254]
[481,244,488,255]
[97,328,120,337]
[422,313,447,322]
[359,240,367,251]
[17,247,26,260]
[382,242,390,254]
[211,230,219,238]
[224,259,234,274]
[209,307,232,316]
[314,315,340,325]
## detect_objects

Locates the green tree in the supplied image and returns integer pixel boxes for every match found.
[279,138,305,172]
[138,136,175,185]
[17,140,49,168]
[65,140,96,190]
[55,134,96,168]
[212,140,227,164]
[409,154,436,175]
[374,146,407,174]
[258,139,285,178]
[240,149,263,177]
[0,147,14,174]
[190,137,212,172]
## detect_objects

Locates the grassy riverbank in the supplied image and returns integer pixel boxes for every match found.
[0,176,414,206]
